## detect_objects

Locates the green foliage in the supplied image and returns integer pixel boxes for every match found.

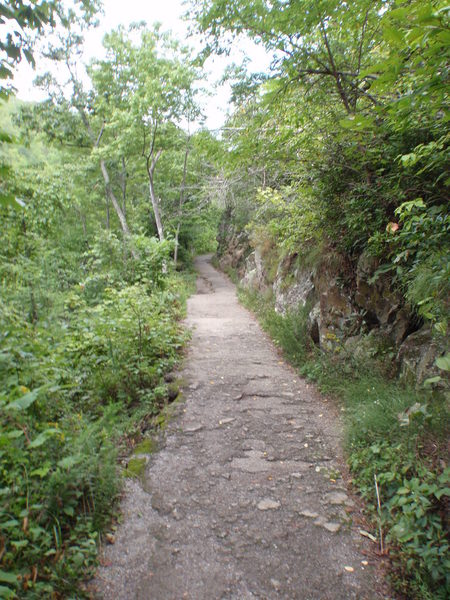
[349,445,449,598]
[370,200,450,333]
[195,0,449,332]
[0,102,192,596]
[239,288,312,367]
[0,239,189,597]
[250,186,321,253]
[0,0,55,94]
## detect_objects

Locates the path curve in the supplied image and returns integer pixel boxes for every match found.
[94,255,388,600]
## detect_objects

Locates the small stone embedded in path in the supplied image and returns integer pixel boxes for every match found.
[324,490,354,506]
[299,509,319,519]
[257,498,281,511]
[314,517,342,533]
[93,255,388,600]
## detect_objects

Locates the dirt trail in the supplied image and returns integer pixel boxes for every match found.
[94,255,388,600]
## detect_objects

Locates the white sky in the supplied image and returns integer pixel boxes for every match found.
[13,0,271,130]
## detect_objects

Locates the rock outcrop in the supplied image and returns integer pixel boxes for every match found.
[216,226,447,387]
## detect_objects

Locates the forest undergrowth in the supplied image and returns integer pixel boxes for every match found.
[0,219,196,597]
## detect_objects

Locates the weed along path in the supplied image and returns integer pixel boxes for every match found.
[94,255,388,600]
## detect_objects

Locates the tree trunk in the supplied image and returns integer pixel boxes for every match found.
[105,190,110,230]
[120,156,127,218]
[77,110,138,258]
[146,149,164,240]
[99,159,135,247]
[173,138,190,268]
[173,222,181,268]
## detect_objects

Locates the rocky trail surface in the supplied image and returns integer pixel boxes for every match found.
[93,255,389,600]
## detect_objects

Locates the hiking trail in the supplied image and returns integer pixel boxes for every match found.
[93,254,388,600]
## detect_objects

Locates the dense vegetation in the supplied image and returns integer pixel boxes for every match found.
[1,0,448,598]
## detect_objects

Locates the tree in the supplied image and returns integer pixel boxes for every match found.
[33,13,138,256]
[90,25,201,242]
[189,0,387,115]
[0,0,100,96]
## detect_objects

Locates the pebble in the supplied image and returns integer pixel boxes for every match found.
[219,418,235,425]
[185,425,204,433]
[271,578,282,591]
[323,522,341,533]
[257,498,281,511]
[324,491,352,506]
[299,509,318,519]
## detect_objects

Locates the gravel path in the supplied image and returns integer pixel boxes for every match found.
[93,255,389,600]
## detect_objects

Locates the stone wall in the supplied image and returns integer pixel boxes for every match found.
[217,230,447,387]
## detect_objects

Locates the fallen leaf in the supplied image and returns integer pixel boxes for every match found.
[105,533,115,545]
[361,560,369,566]
[359,529,377,542]
[344,566,354,572]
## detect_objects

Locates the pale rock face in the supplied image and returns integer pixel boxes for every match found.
[240,248,268,293]
[274,268,315,314]
[219,229,444,387]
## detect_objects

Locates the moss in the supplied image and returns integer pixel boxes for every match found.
[167,381,180,402]
[153,412,168,429]
[133,438,157,455]
[123,457,146,479]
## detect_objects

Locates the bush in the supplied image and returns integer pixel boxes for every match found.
[0,232,189,597]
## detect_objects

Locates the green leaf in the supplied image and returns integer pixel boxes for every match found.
[339,114,375,130]
[383,26,404,45]
[11,540,28,549]
[435,353,450,371]
[0,520,19,529]
[0,130,13,143]
[31,465,51,478]
[3,430,24,439]
[6,389,39,411]
[0,570,18,585]
[0,585,15,599]
[57,455,80,469]
[434,487,450,500]
[423,376,442,387]
[28,428,59,448]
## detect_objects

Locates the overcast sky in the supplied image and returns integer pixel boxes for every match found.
[13,0,271,130]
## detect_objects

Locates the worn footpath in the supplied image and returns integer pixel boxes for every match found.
[93,255,390,600]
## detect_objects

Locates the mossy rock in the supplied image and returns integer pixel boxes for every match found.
[167,381,180,403]
[123,457,147,479]
[133,438,157,455]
